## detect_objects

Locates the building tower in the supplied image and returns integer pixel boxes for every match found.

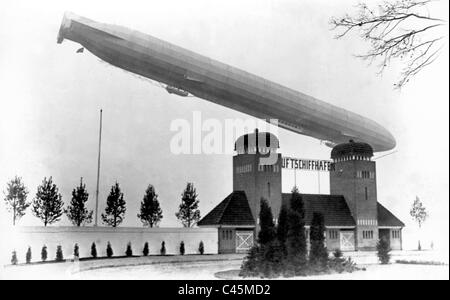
[233,130,282,227]
[330,140,378,250]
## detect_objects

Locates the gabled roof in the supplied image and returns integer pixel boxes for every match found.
[282,193,356,227]
[377,202,405,227]
[198,191,255,227]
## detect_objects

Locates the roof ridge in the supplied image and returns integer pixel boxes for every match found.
[217,192,237,224]
[377,202,405,227]
[283,192,344,197]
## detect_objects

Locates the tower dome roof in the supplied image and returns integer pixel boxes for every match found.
[331,140,374,159]
[235,130,279,154]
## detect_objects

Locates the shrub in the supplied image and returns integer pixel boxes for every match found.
[41,245,48,262]
[179,241,185,255]
[329,255,358,274]
[11,250,18,265]
[143,242,149,256]
[260,240,285,278]
[333,248,343,259]
[240,246,262,277]
[377,238,391,264]
[73,244,79,258]
[91,242,97,258]
[309,212,328,269]
[106,242,113,258]
[198,241,204,255]
[160,241,166,256]
[395,259,446,266]
[55,245,64,261]
[126,242,133,257]
[26,247,32,264]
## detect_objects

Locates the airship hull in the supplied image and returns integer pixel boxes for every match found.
[57,12,396,152]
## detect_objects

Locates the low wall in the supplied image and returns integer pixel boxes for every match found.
[4,226,218,265]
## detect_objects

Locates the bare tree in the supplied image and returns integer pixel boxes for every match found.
[409,195,429,250]
[330,0,446,89]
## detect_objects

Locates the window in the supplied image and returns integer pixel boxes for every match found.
[223,230,233,240]
[392,230,400,239]
[363,230,373,239]
[267,182,271,198]
[356,170,375,179]
[328,230,339,240]
[365,187,368,200]
[236,164,253,174]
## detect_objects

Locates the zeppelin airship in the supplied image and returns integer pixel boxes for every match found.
[57,12,396,152]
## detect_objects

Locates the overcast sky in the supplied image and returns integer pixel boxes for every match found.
[0,0,448,252]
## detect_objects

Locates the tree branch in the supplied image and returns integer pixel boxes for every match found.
[330,0,446,89]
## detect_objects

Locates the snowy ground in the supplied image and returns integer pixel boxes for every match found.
[1,251,448,280]
[78,261,448,280]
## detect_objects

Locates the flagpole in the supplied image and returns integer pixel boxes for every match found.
[317,169,321,194]
[94,109,103,226]
[294,169,297,188]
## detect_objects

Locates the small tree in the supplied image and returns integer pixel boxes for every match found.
[126,242,133,257]
[65,177,93,226]
[32,177,64,226]
[276,204,289,257]
[73,244,79,259]
[11,251,18,265]
[260,240,284,278]
[240,246,262,277]
[160,241,166,256]
[410,196,429,250]
[285,187,307,275]
[26,247,32,264]
[55,245,64,261]
[179,241,185,255]
[106,242,113,258]
[3,176,30,225]
[198,241,204,255]
[241,198,282,277]
[137,185,163,228]
[377,238,391,264]
[143,242,149,256]
[41,245,48,262]
[175,183,201,227]
[101,182,126,227]
[309,212,328,268]
[258,198,276,245]
[91,242,97,258]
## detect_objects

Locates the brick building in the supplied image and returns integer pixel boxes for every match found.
[198,131,404,253]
